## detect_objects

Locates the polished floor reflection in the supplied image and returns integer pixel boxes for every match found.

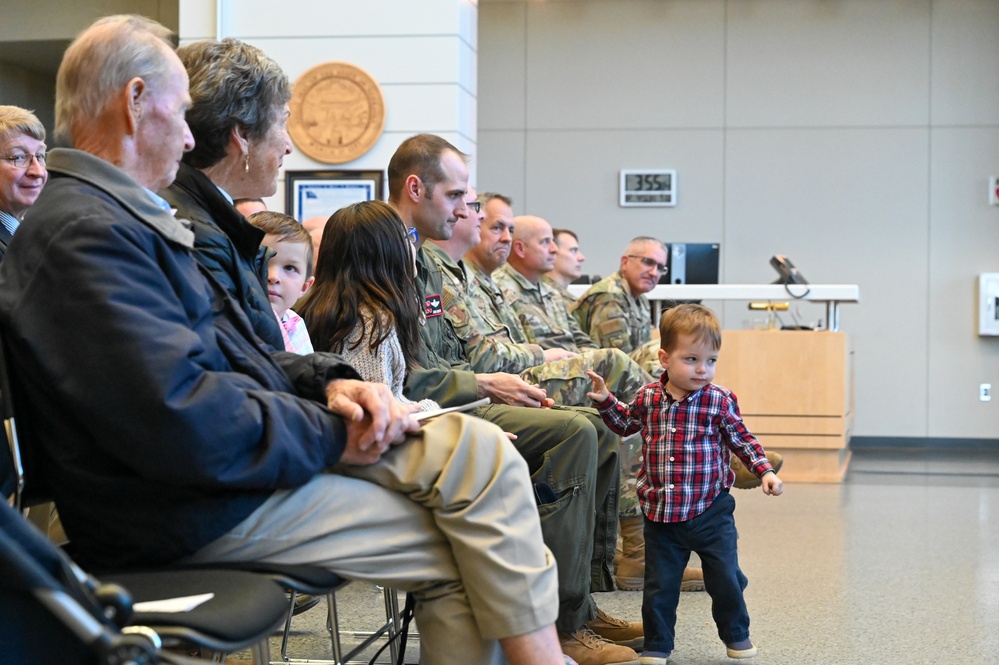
[263,447,999,664]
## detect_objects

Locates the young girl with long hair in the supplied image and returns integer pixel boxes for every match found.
[298,200,439,411]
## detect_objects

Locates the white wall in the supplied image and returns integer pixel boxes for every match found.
[179,0,478,212]
[478,0,999,442]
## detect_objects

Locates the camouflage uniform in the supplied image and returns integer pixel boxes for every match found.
[571,271,666,378]
[428,244,650,405]
[543,274,577,304]
[428,244,545,374]
[407,245,621,629]
[494,263,597,352]
[492,262,655,518]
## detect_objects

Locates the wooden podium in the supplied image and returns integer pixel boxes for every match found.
[712,330,853,483]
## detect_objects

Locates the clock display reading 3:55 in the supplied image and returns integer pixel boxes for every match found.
[619,169,676,207]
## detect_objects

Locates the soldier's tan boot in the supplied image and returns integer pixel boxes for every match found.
[680,566,704,592]
[732,451,784,489]
[585,608,644,649]
[614,515,645,590]
[615,518,703,592]
[560,627,640,665]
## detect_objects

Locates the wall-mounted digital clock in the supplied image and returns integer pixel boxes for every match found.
[619,169,677,207]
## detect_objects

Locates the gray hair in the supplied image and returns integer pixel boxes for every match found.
[478,191,512,207]
[55,14,175,145]
[626,236,667,254]
[177,38,291,169]
[0,106,46,144]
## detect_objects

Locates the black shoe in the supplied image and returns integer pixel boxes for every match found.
[290,592,322,616]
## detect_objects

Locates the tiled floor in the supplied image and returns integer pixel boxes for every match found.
[267,447,999,664]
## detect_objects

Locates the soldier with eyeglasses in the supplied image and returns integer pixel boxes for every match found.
[571,237,671,378]
[0,106,48,262]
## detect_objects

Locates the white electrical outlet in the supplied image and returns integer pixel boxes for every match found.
[981,384,992,402]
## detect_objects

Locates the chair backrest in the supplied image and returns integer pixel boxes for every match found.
[0,497,157,665]
[1,328,26,509]
[1,329,55,513]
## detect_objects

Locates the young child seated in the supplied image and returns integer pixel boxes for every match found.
[298,200,439,412]
[586,303,783,664]
[246,211,315,355]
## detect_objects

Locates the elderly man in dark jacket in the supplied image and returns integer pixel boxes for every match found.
[0,15,568,665]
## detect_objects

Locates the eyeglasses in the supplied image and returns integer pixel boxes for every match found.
[627,255,668,275]
[466,200,481,213]
[1,152,46,169]
[407,226,418,244]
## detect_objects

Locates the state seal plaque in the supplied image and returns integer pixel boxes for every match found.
[288,62,385,164]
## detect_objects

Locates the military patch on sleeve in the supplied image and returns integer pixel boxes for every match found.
[424,293,444,318]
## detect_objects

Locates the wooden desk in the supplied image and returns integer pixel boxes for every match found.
[712,330,853,483]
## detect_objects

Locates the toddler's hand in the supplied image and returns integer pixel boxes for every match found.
[761,472,783,496]
[586,370,610,403]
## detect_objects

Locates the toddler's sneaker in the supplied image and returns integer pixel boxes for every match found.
[726,638,757,658]
[639,651,672,664]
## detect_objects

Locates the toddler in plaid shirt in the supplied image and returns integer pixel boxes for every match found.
[587,303,782,663]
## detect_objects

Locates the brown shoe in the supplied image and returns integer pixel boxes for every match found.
[680,567,704,592]
[732,451,783,489]
[585,608,644,649]
[560,627,640,665]
[614,515,645,590]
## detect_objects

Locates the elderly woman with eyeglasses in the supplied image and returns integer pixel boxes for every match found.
[0,106,47,261]
[159,38,293,350]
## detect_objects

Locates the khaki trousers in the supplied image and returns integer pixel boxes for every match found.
[183,413,558,665]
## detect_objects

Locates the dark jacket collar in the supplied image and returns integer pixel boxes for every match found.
[164,163,264,259]
[46,149,194,248]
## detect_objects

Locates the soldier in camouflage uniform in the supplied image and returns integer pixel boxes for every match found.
[428,205,652,408]
[570,237,672,378]
[543,228,586,304]
[491,216,655,523]
[543,272,578,305]
[387,142,645,661]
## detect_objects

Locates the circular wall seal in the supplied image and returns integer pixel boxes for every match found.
[288,62,386,164]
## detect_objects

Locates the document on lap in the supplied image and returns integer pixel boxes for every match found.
[413,397,491,422]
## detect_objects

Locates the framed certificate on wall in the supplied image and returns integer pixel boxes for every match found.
[285,169,384,221]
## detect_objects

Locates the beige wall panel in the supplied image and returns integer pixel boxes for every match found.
[178,0,215,40]
[524,0,725,130]
[927,128,999,437]
[233,36,472,88]
[931,0,999,126]
[217,0,475,39]
[722,128,930,437]
[519,129,724,272]
[726,0,930,128]
[475,130,526,211]
[479,1,526,131]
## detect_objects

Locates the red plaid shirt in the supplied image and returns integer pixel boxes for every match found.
[594,375,773,523]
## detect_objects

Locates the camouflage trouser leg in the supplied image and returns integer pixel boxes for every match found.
[519,347,651,407]
[618,432,643,518]
[520,347,653,519]
[630,338,665,378]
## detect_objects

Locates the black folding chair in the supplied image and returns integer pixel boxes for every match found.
[0,336,288,663]
[0,329,405,665]
[0,497,294,665]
